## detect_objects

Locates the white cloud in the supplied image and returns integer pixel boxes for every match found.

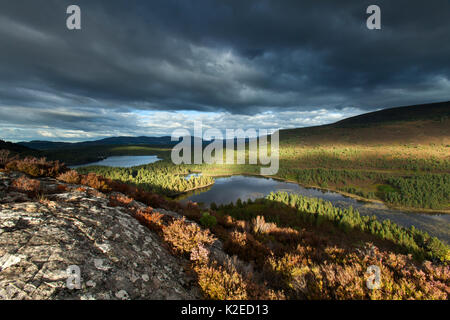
[0,105,364,142]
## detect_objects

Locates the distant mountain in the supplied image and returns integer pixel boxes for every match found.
[18,135,253,151]
[18,136,178,151]
[15,101,450,151]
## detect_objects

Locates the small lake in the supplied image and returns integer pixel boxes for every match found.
[70,155,161,168]
[177,175,450,244]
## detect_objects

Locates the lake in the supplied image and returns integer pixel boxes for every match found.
[177,175,450,244]
[70,155,161,168]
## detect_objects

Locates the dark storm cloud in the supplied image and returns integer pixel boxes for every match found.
[0,0,450,140]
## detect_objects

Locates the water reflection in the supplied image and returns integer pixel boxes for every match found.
[177,175,450,243]
[185,173,203,180]
[70,155,161,168]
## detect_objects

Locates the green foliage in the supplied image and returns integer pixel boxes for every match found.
[278,167,383,186]
[200,212,217,229]
[340,186,376,199]
[76,161,214,195]
[377,184,398,193]
[210,202,218,210]
[270,166,449,210]
[380,174,450,209]
[265,192,449,263]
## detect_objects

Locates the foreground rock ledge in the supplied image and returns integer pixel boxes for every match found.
[0,171,201,300]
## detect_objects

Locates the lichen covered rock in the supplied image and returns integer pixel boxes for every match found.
[0,171,201,300]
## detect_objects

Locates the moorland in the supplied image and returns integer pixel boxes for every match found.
[1,101,449,299]
[31,101,449,212]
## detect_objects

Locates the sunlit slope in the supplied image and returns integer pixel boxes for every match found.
[280,101,450,146]
[277,101,450,173]
[272,102,450,211]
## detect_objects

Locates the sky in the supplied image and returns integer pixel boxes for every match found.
[1,0,449,142]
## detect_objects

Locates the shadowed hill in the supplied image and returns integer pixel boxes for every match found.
[332,101,450,128]
[0,140,41,156]
[18,136,178,151]
[280,101,450,145]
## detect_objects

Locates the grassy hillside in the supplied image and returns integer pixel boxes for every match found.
[272,102,450,211]
[332,101,450,127]
[281,101,450,145]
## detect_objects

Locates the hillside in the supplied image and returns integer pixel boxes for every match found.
[280,101,450,145]
[333,101,450,128]
[261,101,450,212]
[18,136,178,151]
[0,140,40,156]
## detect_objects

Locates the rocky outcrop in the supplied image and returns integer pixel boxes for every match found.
[0,171,201,300]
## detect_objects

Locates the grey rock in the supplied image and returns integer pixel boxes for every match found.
[0,171,201,300]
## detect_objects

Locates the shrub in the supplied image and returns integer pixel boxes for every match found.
[223,229,270,266]
[134,208,164,231]
[10,176,41,196]
[266,192,450,262]
[267,253,310,298]
[0,149,16,167]
[199,212,217,229]
[190,244,210,263]
[108,193,133,207]
[252,215,276,234]
[194,261,248,300]
[163,217,216,255]
[6,157,65,177]
[194,256,283,300]
[80,173,111,192]
[57,170,80,184]
[6,160,38,176]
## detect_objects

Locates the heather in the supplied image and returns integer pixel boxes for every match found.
[4,155,65,178]
[2,153,449,300]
